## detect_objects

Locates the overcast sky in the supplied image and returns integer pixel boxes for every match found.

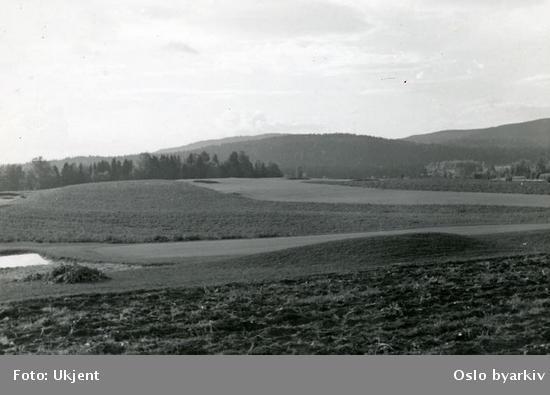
[1,0,550,163]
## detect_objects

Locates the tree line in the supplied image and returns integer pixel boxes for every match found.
[0,151,283,191]
[425,158,550,180]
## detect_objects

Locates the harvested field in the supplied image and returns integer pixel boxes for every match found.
[2,254,549,354]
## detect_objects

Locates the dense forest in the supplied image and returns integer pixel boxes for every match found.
[0,151,282,191]
[173,134,550,178]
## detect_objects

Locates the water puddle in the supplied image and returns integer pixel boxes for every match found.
[0,253,52,268]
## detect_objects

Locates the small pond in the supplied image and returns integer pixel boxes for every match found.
[0,253,52,268]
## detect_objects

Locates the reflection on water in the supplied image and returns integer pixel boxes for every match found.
[0,253,52,268]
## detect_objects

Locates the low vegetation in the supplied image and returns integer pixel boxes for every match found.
[1,253,549,354]
[23,264,109,284]
[314,178,550,195]
[2,180,550,243]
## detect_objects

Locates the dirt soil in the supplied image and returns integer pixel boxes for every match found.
[1,254,549,355]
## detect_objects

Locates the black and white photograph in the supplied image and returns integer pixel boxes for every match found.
[1,0,550,355]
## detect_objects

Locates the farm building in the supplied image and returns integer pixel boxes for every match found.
[511,176,528,182]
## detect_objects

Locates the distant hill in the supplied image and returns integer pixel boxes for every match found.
[156,134,285,154]
[404,118,550,149]
[35,118,550,179]
[165,133,545,178]
[47,155,141,170]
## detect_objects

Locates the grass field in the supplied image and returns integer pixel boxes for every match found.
[3,230,550,303]
[2,252,550,354]
[0,232,506,302]
[188,178,550,207]
[3,179,550,355]
[314,178,550,195]
[2,180,550,243]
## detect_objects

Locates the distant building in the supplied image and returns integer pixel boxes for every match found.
[294,166,306,179]
[494,165,512,179]
[425,160,484,178]
[494,165,512,173]
[511,176,528,182]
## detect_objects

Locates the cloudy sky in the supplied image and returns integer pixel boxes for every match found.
[1,0,549,163]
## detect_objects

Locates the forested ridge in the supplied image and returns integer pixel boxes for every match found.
[0,151,282,191]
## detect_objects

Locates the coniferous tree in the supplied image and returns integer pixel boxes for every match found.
[0,150,282,190]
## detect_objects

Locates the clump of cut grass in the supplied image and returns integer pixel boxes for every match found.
[24,264,109,284]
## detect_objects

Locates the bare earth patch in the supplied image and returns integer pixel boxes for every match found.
[1,254,549,355]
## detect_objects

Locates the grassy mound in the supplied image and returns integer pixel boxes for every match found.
[229,233,495,272]
[24,264,109,284]
[1,180,549,243]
